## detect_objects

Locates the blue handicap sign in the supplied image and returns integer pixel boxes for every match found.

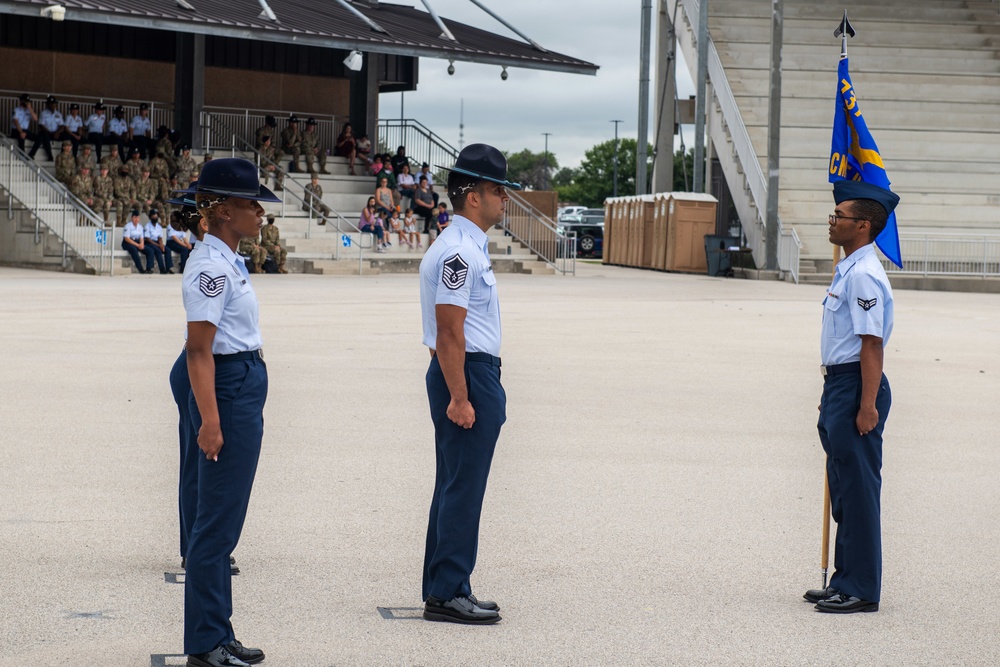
[341,234,352,247]
[95,229,107,245]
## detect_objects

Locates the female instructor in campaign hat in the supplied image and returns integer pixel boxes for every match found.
[176,158,279,667]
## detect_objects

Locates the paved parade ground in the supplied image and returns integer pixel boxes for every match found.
[1,263,998,666]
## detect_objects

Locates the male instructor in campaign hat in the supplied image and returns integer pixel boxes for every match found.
[418,144,520,625]
[805,180,899,614]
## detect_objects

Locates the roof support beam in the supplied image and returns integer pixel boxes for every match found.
[465,0,547,53]
[332,0,388,34]
[418,0,458,42]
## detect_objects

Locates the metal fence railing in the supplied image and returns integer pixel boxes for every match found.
[505,190,575,275]
[881,234,1000,277]
[201,112,368,270]
[779,226,802,284]
[1,90,174,147]
[202,106,348,155]
[1,136,114,275]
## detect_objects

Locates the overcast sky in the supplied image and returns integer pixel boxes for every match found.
[378,0,695,170]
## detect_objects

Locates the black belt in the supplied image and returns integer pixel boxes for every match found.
[821,361,860,377]
[466,352,501,367]
[214,349,263,363]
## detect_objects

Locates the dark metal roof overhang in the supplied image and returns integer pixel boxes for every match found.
[0,0,598,76]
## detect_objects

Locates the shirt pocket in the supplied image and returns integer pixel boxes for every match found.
[823,296,848,337]
[482,272,498,313]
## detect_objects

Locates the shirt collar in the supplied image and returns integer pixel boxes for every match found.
[836,243,875,277]
[203,233,241,267]
[452,214,488,250]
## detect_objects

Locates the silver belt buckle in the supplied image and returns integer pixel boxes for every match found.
[820,365,828,376]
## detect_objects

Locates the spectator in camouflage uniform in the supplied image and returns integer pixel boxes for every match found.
[195,152,213,179]
[302,118,329,175]
[75,143,98,174]
[303,174,330,224]
[70,165,96,209]
[126,149,147,185]
[92,165,115,223]
[258,135,283,191]
[113,167,138,225]
[260,214,288,273]
[135,168,158,212]
[149,151,170,183]
[101,145,123,177]
[238,233,268,274]
[174,144,197,186]
[55,140,76,185]
[280,115,303,173]
[155,127,176,172]
[255,115,278,151]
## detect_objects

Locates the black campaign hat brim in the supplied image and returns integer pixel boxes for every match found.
[174,183,282,203]
[435,164,522,191]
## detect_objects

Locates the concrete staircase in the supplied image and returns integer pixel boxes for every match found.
[674,0,1000,263]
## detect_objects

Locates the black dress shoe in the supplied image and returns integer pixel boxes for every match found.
[187,644,249,667]
[815,593,879,614]
[803,586,839,603]
[423,595,501,625]
[226,639,264,665]
[468,593,500,612]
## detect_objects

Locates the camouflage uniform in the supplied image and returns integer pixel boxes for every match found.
[174,151,197,186]
[75,146,98,174]
[260,220,288,272]
[301,124,329,174]
[55,143,76,185]
[148,154,171,209]
[303,181,330,223]
[238,234,267,273]
[101,149,123,177]
[155,136,176,172]
[280,119,302,172]
[135,174,159,211]
[258,141,284,190]
[92,169,115,222]
[69,169,95,207]
[113,171,138,224]
[126,156,148,184]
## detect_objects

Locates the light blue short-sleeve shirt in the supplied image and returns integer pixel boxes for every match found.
[821,243,894,366]
[419,214,500,356]
[183,234,262,355]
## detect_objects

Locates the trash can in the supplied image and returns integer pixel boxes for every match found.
[704,235,740,277]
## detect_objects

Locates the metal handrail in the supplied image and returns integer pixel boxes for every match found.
[201,111,368,270]
[676,0,799,281]
[202,106,348,159]
[1,136,114,274]
[376,118,460,177]
[504,190,575,275]
[881,233,1000,277]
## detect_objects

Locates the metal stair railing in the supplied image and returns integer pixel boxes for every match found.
[672,0,800,282]
[379,118,576,274]
[1,136,114,275]
[504,191,575,275]
[201,111,368,270]
[376,118,460,177]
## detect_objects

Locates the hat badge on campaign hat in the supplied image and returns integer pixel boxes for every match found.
[437,143,522,190]
[288,114,299,123]
[175,158,282,203]
[832,180,900,216]
[306,117,317,126]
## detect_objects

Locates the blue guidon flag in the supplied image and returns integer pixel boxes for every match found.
[442,253,469,290]
[198,272,226,297]
[829,58,902,268]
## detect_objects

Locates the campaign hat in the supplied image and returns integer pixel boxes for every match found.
[833,180,899,216]
[437,143,521,190]
[175,157,281,203]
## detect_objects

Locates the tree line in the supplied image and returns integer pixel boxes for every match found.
[504,140,700,207]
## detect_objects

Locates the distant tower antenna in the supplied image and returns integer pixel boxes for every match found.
[459,98,465,150]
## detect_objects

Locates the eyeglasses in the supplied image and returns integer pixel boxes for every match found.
[828,214,866,225]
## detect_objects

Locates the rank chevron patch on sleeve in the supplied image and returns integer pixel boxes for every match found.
[199,272,226,297]
[442,253,469,290]
[857,297,877,311]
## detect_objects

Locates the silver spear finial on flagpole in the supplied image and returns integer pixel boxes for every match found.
[834,9,856,59]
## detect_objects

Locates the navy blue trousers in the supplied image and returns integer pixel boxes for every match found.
[423,355,506,602]
[184,356,267,654]
[817,370,891,603]
[167,239,190,272]
[122,240,153,272]
[169,350,199,559]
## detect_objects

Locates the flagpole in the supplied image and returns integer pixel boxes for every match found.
[822,8,855,590]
